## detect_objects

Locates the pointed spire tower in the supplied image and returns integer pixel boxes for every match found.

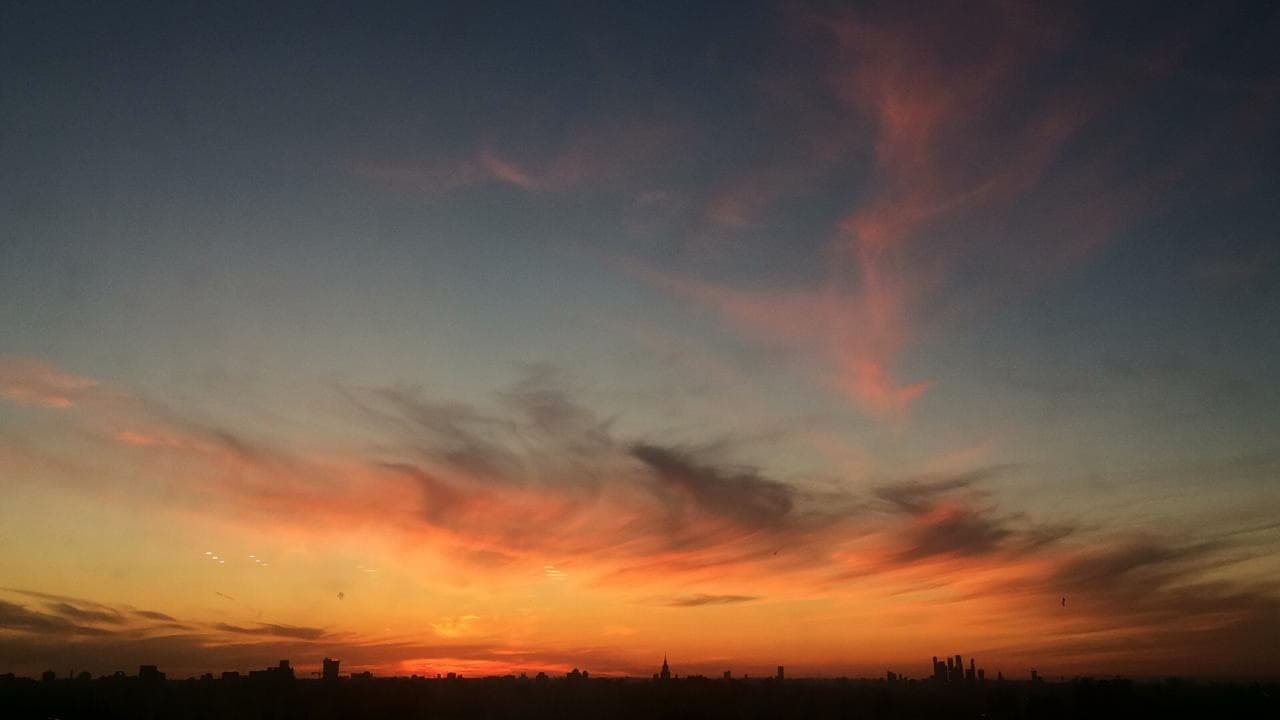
[660,654,671,681]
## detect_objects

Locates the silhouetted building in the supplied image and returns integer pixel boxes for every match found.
[3,663,1274,719]
[139,665,165,682]
[322,657,340,681]
[929,654,987,686]
[221,671,240,681]
[249,660,294,683]
[724,670,732,680]
[1031,669,1041,683]
[41,670,56,683]
[659,655,671,681]
[776,666,785,681]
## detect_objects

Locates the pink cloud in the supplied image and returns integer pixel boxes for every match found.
[640,264,928,418]
[478,148,537,190]
[0,356,98,408]
[355,117,683,197]
[646,4,1171,419]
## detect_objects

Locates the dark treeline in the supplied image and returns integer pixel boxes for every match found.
[2,673,1277,720]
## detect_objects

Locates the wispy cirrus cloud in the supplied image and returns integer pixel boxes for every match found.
[4,358,1278,677]
[353,117,683,197]
[213,623,328,641]
[659,594,760,608]
[0,356,98,408]
[642,2,1252,421]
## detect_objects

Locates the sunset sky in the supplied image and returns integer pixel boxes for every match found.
[2,1,1279,681]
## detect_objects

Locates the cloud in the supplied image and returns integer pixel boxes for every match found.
[0,589,655,678]
[45,602,125,625]
[871,468,1074,563]
[0,357,97,408]
[0,600,114,637]
[630,443,795,528]
[6,360,1277,677]
[660,594,760,607]
[341,383,520,482]
[133,610,179,622]
[212,623,328,641]
[873,470,1001,515]
[969,530,1280,677]
[642,2,1242,421]
[354,117,683,198]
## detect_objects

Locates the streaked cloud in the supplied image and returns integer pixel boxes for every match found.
[0,356,97,408]
[660,594,760,607]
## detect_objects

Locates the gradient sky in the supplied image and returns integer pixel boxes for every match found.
[2,0,1279,681]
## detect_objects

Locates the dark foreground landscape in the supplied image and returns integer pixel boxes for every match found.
[3,672,1276,720]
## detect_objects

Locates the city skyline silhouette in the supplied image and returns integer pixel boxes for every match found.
[3,652,1275,719]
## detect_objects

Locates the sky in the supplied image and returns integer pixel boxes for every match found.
[1,0,1279,681]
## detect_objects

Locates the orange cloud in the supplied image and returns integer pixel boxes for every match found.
[5,359,1277,678]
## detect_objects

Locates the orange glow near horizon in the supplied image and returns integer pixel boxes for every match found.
[1,355,1276,680]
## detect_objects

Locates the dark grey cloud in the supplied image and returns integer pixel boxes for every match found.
[498,364,614,454]
[2,590,328,661]
[1046,538,1224,595]
[970,529,1280,677]
[661,594,761,607]
[133,609,178,622]
[45,601,124,625]
[346,367,619,491]
[630,443,795,527]
[894,508,1015,562]
[0,600,113,637]
[873,466,1013,515]
[874,467,1073,562]
[342,384,519,482]
[1,588,649,678]
[3,587,117,608]
[212,623,327,641]
[377,461,468,523]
